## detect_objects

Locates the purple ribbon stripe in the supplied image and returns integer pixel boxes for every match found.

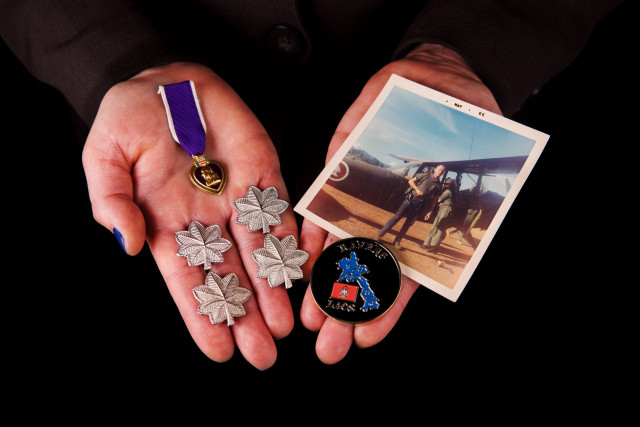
[159,81,206,157]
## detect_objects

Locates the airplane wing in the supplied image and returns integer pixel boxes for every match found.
[423,155,529,175]
[388,154,528,175]
[387,154,431,163]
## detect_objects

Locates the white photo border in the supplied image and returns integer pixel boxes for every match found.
[294,74,549,301]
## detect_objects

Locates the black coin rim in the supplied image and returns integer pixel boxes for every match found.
[309,237,402,325]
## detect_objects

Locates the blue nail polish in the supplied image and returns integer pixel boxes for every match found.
[113,227,126,253]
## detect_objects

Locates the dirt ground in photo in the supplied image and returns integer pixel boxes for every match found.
[307,184,487,289]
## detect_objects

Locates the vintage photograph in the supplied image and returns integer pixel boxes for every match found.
[295,75,549,301]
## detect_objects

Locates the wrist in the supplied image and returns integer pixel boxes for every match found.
[130,61,218,86]
[404,43,480,83]
[397,43,501,115]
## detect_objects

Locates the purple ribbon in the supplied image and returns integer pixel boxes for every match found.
[158,81,206,157]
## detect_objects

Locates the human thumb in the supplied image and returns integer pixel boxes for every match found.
[81,138,146,256]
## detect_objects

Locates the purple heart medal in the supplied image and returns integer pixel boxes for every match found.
[158,81,227,195]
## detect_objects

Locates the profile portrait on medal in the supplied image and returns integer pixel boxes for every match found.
[189,157,227,195]
[295,76,541,298]
[200,164,221,186]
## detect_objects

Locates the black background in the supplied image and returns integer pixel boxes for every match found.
[2,2,633,411]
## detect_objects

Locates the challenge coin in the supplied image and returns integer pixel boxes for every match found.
[310,237,402,324]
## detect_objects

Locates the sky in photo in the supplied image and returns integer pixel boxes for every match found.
[353,86,536,195]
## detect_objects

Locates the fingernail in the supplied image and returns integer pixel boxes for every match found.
[113,227,127,253]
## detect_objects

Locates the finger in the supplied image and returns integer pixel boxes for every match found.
[315,318,354,365]
[193,77,299,340]
[162,265,236,364]
[299,218,328,281]
[299,285,326,331]
[353,276,420,348]
[148,223,278,370]
[312,279,420,365]
[226,173,299,340]
[82,132,147,256]
[299,230,342,331]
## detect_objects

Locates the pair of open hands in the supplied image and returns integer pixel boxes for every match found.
[82,44,501,370]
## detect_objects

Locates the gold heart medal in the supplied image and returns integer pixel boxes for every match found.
[158,80,227,195]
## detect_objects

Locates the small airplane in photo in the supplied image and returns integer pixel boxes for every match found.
[326,149,528,247]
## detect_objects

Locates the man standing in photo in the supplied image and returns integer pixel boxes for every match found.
[423,177,455,253]
[375,164,446,249]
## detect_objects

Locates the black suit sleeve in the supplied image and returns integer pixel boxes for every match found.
[0,0,193,124]
[1,0,625,123]
[393,0,624,116]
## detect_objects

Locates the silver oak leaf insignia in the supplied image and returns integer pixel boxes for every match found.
[192,272,251,326]
[233,186,289,233]
[252,234,309,289]
[175,220,232,270]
